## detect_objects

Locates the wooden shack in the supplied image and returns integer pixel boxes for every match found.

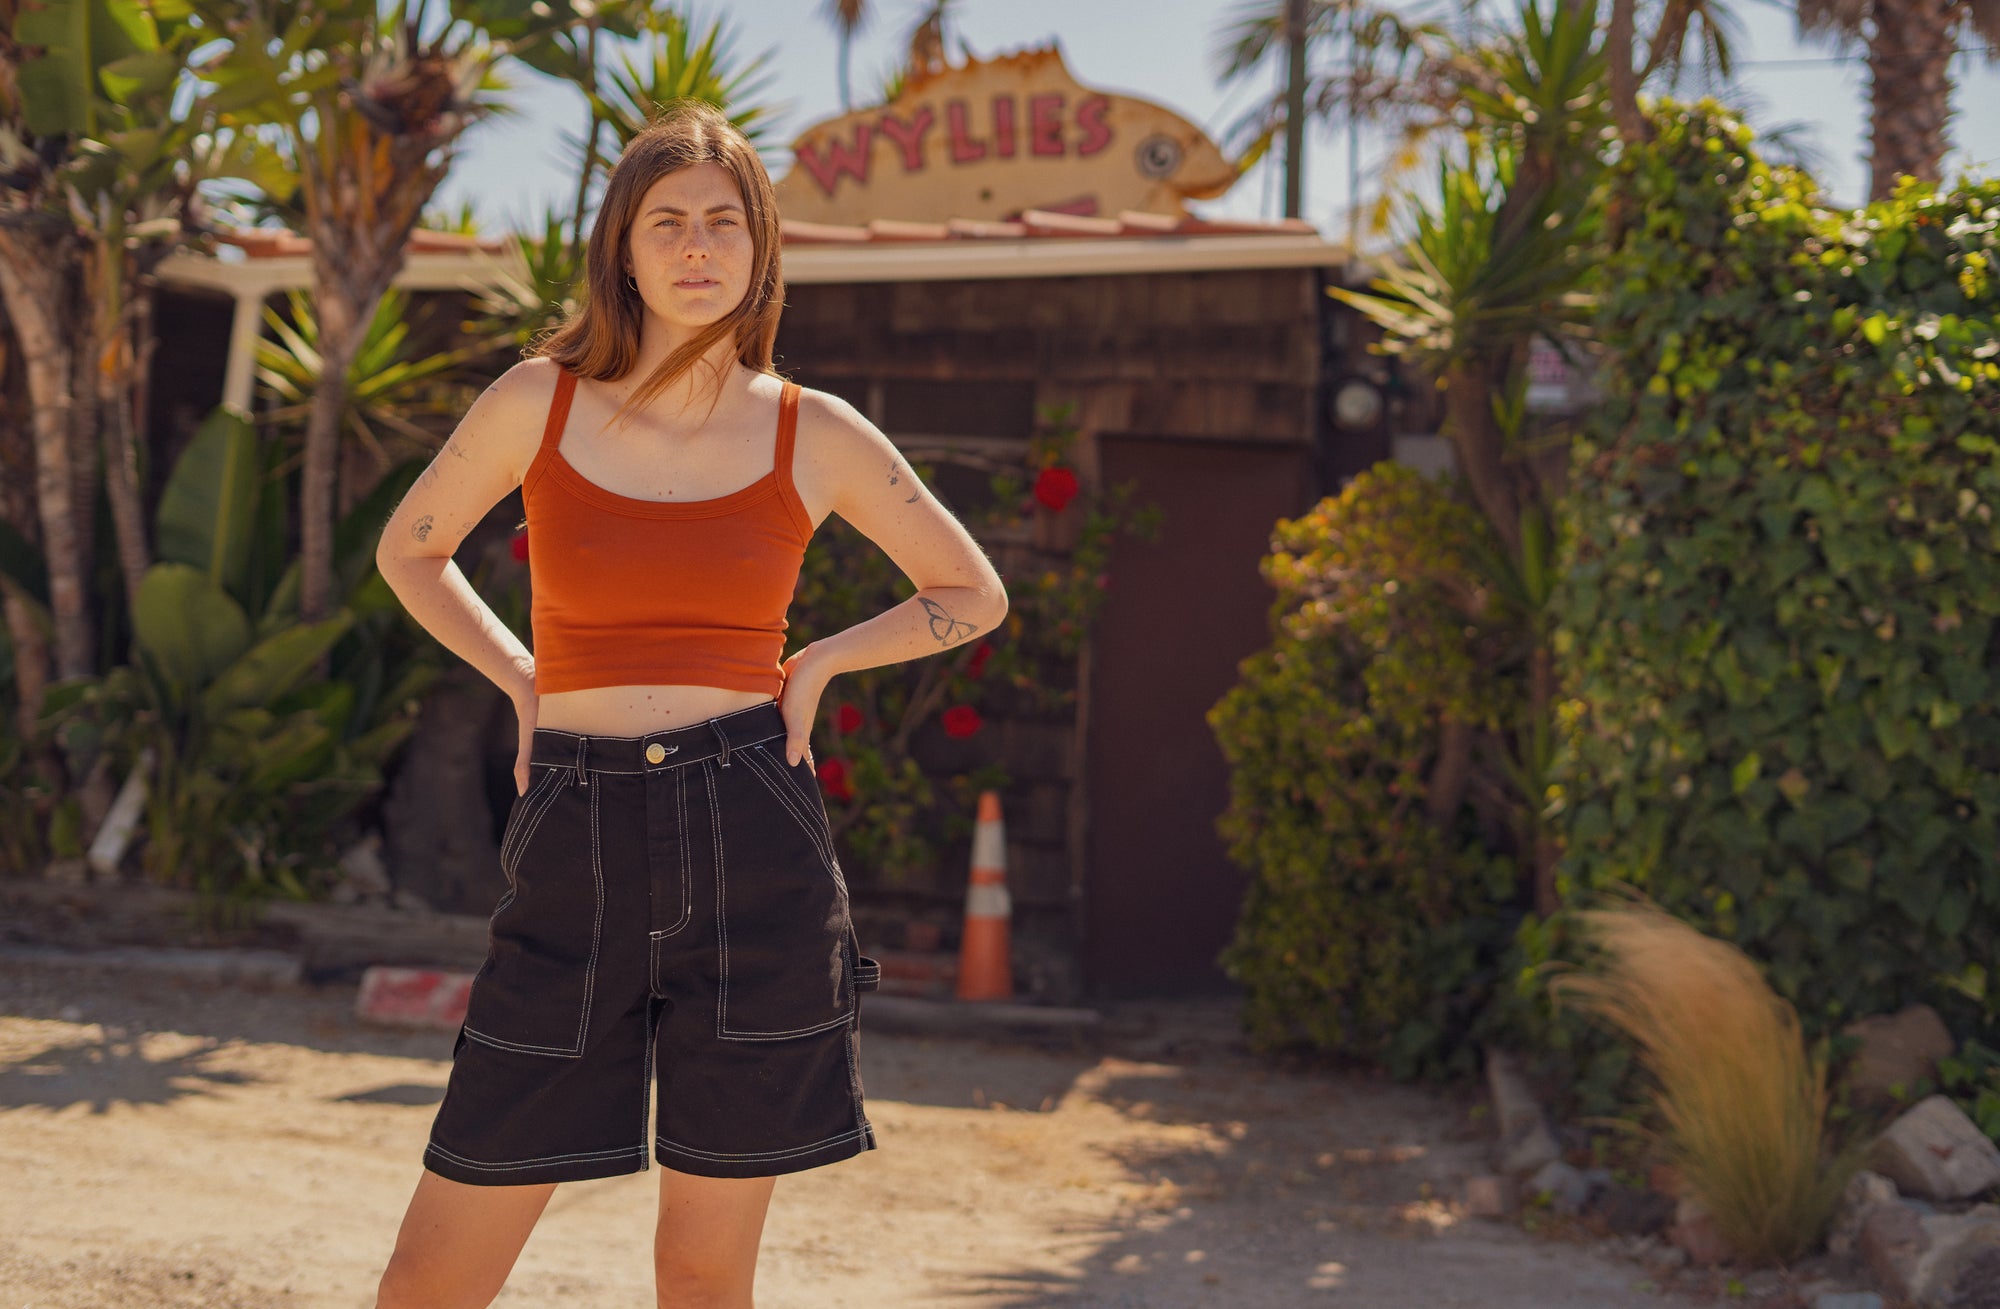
[145,40,1421,1000]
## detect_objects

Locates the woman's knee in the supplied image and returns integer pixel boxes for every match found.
[375,1251,503,1309]
[653,1253,755,1309]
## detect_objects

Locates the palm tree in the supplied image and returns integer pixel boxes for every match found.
[820,0,873,111]
[1606,0,1744,141]
[1212,1,1453,237]
[1795,0,2000,199]
[186,0,589,625]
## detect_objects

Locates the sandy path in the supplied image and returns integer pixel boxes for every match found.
[0,959,1712,1307]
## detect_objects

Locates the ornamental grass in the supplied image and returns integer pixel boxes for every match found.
[1550,896,1865,1265]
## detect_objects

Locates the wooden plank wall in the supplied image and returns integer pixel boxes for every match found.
[776,264,1325,1001]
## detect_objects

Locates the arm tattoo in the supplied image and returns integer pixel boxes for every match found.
[418,464,441,488]
[887,459,919,504]
[412,514,434,542]
[444,438,470,460]
[920,596,976,647]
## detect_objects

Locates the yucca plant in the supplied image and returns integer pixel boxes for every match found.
[1549,895,1867,1264]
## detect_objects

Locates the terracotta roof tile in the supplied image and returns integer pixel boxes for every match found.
[213,211,1325,259]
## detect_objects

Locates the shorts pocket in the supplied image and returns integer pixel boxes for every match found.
[740,742,847,896]
[463,777,604,1058]
[494,764,567,914]
[707,757,853,1042]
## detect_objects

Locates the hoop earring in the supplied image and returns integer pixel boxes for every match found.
[626,273,640,292]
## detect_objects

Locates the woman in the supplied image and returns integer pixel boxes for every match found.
[371,99,1008,1307]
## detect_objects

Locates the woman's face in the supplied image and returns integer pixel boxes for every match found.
[624,161,755,326]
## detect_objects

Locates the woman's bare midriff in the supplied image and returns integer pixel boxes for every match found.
[533,684,779,738]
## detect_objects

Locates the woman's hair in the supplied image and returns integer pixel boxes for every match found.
[528,98,785,430]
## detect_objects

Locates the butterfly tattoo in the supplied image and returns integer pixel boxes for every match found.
[920,596,976,646]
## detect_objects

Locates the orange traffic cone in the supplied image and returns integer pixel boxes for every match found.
[955,789,1013,1001]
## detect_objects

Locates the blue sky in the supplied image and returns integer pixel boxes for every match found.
[434,0,2000,245]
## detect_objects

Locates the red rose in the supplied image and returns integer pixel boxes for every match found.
[835,702,863,733]
[941,704,983,739]
[510,529,529,562]
[966,641,993,678]
[1034,465,1079,512]
[816,757,854,801]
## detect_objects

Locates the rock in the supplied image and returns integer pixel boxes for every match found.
[1859,1199,2000,1306]
[1528,1159,1591,1216]
[1497,1119,1563,1175]
[1843,1005,1956,1108]
[1940,1244,2000,1309]
[1812,1295,1884,1309]
[1667,1194,1733,1266]
[337,835,391,898]
[1585,1182,1678,1236]
[1741,1268,1785,1297]
[1859,1200,1930,1300]
[1915,1205,2000,1308]
[1484,1048,1562,1175]
[1872,1096,2000,1202]
[1464,1173,1515,1218]
[1830,1170,1903,1258]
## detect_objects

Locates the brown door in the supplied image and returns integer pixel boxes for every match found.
[1082,438,1316,996]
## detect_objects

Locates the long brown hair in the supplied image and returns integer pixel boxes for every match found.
[529,98,786,431]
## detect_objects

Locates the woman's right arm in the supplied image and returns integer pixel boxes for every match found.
[375,358,556,792]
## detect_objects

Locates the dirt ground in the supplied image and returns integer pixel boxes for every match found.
[0,958,1727,1309]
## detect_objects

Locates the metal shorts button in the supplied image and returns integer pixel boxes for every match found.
[646,742,667,764]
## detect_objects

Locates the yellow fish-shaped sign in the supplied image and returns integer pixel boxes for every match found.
[773,42,1238,225]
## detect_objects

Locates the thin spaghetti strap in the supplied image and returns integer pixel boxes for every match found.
[522,366,577,501]
[541,367,578,449]
[774,379,801,482]
[771,379,811,542]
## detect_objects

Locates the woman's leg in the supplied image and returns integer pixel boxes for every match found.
[654,1167,777,1309]
[374,1170,557,1309]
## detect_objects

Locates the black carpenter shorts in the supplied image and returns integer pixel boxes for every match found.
[422,700,882,1185]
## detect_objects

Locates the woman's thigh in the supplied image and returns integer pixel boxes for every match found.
[376,1170,557,1309]
[655,1166,777,1300]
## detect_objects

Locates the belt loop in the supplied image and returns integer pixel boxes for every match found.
[709,718,733,768]
[573,735,590,787]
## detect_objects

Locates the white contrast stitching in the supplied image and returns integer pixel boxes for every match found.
[741,747,841,877]
[501,765,568,881]
[460,1027,583,1058]
[653,1125,871,1162]
[708,761,729,1040]
[462,781,604,1059]
[648,766,693,939]
[576,781,605,1052]
[499,765,563,876]
[722,1011,854,1042]
[426,1140,644,1171]
[711,759,855,1041]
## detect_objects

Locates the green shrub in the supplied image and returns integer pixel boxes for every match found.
[1209,463,1525,1078]
[1552,102,2000,1049]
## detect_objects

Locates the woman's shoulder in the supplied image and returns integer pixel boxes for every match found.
[789,380,884,450]
[459,357,570,485]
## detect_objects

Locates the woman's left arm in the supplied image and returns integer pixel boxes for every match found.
[777,390,1011,764]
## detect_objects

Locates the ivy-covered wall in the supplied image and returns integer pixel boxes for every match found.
[1552,104,2000,1044]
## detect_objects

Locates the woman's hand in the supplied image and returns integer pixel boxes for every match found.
[512,686,539,795]
[777,644,830,769]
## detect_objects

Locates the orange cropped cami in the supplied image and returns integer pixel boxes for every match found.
[520,367,813,697]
